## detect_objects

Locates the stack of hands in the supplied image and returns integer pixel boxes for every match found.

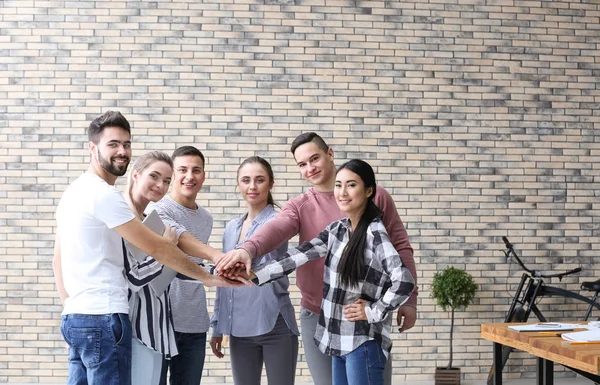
[211,248,369,322]
[212,248,253,284]
[210,248,416,331]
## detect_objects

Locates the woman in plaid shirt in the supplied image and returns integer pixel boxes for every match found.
[252,159,416,385]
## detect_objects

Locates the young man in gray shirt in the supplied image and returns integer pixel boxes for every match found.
[151,146,216,385]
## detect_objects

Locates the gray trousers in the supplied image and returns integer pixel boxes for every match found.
[230,315,299,385]
[300,307,392,385]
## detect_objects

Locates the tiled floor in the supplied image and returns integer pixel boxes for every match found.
[13,377,593,385]
[14,376,594,385]
[293,379,593,385]
[453,379,590,385]
[229,379,592,385]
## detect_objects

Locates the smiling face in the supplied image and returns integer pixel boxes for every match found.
[172,154,205,204]
[237,162,273,209]
[132,160,173,203]
[334,168,373,218]
[293,141,336,190]
[89,126,132,178]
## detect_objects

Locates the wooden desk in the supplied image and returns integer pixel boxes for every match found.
[481,323,600,385]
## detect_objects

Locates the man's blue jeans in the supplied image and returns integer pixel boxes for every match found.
[161,331,206,385]
[61,313,132,385]
[332,340,387,385]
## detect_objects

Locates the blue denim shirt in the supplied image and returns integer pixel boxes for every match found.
[211,205,299,338]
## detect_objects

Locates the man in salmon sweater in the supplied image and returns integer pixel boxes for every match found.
[217,132,417,385]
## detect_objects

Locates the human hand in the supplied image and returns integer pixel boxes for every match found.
[229,271,253,286]
[220,265,255,285]
[209,336,224,358]
[205,275,248,288]
[211,251,225,265]
[220,262,245,278]
[396,305,417,333]
[162,226,178,245]
[343,298,368,322]
[216,248,252,275]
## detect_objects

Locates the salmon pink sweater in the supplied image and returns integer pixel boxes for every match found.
[240,186,417,315]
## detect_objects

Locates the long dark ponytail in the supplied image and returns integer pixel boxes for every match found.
[337,159,381,288]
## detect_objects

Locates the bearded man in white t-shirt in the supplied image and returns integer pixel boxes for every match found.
[53,111,242,385]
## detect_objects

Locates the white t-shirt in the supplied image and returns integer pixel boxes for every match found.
[56,172,135,315]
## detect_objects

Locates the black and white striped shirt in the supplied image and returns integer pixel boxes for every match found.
[123,242,178,358]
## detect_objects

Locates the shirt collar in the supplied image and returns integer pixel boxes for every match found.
[234,204,276,229]
[340,217,352,232]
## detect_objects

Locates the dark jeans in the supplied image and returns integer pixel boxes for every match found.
[61,313,132,385]
[160,331,206,385]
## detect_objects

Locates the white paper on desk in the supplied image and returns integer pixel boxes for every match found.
[562,328,600,342]
[508,323,581,332]
[124,210,178,294]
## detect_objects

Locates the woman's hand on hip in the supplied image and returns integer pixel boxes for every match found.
[343,298,368,321]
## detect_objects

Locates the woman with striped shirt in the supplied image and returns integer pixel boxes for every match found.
[123,151,178,385]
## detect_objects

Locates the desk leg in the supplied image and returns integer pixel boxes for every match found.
[538,358,553,385]
[537,358,544,385]
[493,342,503,385]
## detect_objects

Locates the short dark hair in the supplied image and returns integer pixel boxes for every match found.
[172,146,205,167]
[290,132,329,156]
[87,111,131,144]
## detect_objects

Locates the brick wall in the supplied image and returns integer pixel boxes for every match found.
[1,0,599,383]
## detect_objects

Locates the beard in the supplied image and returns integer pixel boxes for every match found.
[97,148,130,177]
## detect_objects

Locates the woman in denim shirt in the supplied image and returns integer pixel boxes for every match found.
[210,156,299,385]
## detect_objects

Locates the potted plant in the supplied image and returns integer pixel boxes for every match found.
[431,266,478,385]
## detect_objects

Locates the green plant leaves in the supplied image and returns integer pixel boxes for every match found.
[431,267,477,312]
